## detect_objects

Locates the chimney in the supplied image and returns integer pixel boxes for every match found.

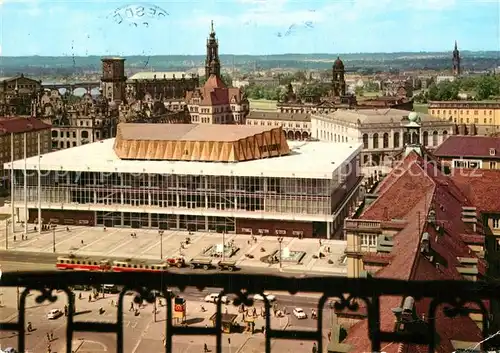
[461,206,477,232]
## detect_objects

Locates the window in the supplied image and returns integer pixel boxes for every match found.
[362,134,368,149]
[490,162,497,169]
[393,132,400,148]
[372,133,379,149]
[452,159,482,169]
[493,218,500,229]
[382,133,389,148]
[361,234,377,247]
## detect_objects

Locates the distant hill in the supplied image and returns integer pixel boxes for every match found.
[0,52,498,76]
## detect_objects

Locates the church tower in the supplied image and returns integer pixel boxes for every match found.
[452,41,461,76]
[101,57,127,102]
[205,21,221,79]
[332,56,346,97]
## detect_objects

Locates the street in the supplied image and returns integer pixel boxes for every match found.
[0,260,333,353]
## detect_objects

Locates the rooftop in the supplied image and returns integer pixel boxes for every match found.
[433,135,500,159]
[116,123,273,142]
[246,111,311,122]
[320,108,449,125]
[6,138,362,179]
[452,169,500,213]
[128,71,192,81]
[345,150,486,353]
[0,116,51,134]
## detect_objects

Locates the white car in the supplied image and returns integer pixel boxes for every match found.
[204,293,230,304]
[47,309,63,320]
[293,308,307,319]
[252,293,276,302]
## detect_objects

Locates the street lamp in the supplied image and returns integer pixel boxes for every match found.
[158,230,164,260]
[52,225,56,253]
[278,237,283,269]
[5,219,10,250]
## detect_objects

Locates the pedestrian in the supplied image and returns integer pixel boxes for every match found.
[78,292,82,300]
[130,302,134,311]
[88,294,92,302]
[204,343,209,352]
[81,239,84,245]
[46,332,50,341]
[34,226,37,232]
[50,331,54,341]
[111,299,114,307]
[13,235,16,242]
[47,344,51,353]
[328,331,332,341]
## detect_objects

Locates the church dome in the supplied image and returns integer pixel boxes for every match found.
[333,56,344,70]
[408,111,419,122]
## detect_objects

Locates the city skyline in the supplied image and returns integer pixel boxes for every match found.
[0,0,498,56]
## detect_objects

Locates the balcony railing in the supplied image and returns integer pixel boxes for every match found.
[0,271,499,353]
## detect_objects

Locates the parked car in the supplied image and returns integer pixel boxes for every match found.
[47,309,63,320]
[293,308,307,319]
[204,293,230,304]
[252,293,276,302]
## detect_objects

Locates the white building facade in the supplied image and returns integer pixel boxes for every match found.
[311,109,455,172]
[6,139,363,239]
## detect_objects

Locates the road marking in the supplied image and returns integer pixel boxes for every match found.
[76,229,120,252]
[104,237,134,255]
[140,239,162,255]
[41,229,90,252]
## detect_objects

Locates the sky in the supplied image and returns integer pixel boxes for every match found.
[0,0,499,56]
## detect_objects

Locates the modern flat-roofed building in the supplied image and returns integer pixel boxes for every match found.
[6,123,363,239]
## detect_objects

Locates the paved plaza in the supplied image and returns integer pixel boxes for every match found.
[0,284,332,353]
[0,210,347,276]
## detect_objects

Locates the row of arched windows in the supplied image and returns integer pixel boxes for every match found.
[362,131,448,149]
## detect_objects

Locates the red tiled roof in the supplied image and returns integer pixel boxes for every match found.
[433,135,500,159]
[185,74,245,107]
[0,117,51,134]
[452,169,500,213]
[345,150,485,352]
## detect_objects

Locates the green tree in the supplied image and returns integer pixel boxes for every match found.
[297,83,330,99]
[475,75,500,100]
[355,86,364,96]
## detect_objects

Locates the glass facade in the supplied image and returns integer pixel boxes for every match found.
[12,171,337,216]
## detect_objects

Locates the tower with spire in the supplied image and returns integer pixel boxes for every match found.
[452,40,461,76]
[205,20,221,79]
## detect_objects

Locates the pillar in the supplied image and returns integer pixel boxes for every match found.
[327,221,331,240]
[176,215,180,229]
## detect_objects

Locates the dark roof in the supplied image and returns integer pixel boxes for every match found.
[246,111,310,122]
[345,150,485,353]
[433,135,500,159]
[0,117,51,134]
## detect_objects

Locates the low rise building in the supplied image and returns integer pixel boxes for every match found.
[0,74,42,116]
[245,111,311,140]
[0,117,51,178]
[433,135,500,170]
[6,123,363,239]
[340,146,488,352]
[429,100,500,136]
[311,109,453,169]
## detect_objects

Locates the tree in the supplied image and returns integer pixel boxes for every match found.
[475,75,500,100]
[355,86,364,97]
[297,83,330,99]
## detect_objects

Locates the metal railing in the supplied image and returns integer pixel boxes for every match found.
[1,271,499,353]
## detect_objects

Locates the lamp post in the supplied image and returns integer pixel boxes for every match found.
[5,219,9,250]
[37,133,42,236]
[278,237,283,269]
[222,231,226,261]
[52,225,56,253]
[159,230,163,260]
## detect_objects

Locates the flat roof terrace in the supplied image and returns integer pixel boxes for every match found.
[113,123,290,162]
[6,139,363,179]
